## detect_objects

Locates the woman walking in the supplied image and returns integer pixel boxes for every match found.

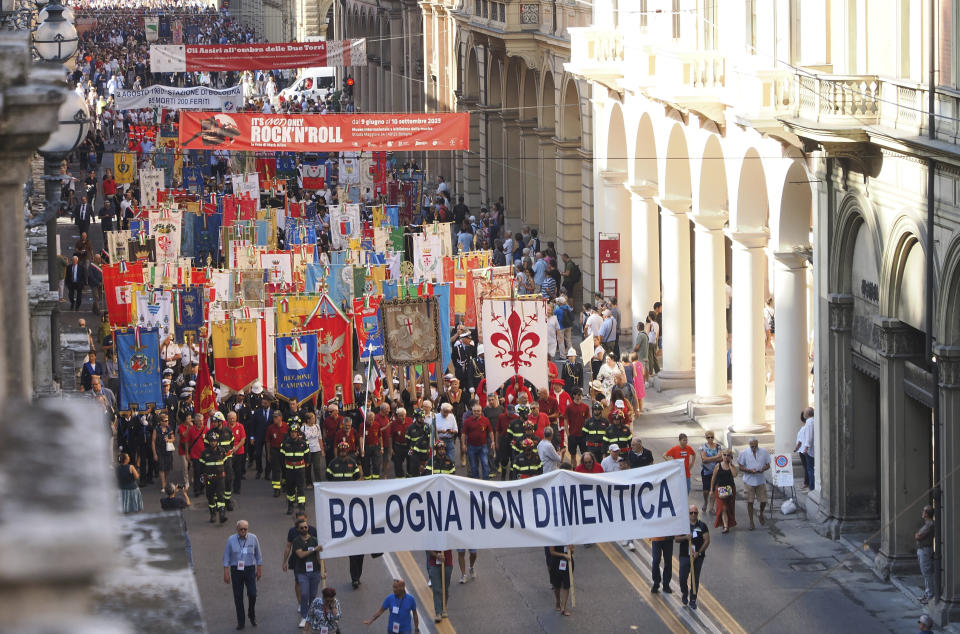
[548,545,574,616]
[116,452,143,514]
[709,451,738,533]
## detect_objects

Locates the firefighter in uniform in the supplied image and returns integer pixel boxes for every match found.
[603,409,632,457]
[583,401,609,460]
[266,410,289,496]
[326,441,365,588]
[209,411,236,511]
[281,419,309,514]
[425,441,456,475]
[512,438,543,479]
[404,410,431,477]
[497,405,521,480]
[199,429,228,523]
[507,404,530,478]
[519,421,540,453]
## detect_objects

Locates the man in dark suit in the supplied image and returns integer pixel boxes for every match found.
[75,194,92,236]
[246,389,273,478]
[65,255,86,311]
[80,349,105,392]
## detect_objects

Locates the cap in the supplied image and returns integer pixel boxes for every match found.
[608,443,621,452]
[251,381,264,395]
[551,378,565,386]
[476,344,484,355]
[162,378,171,385]
[443,373,454,380]
[557,296,566,304]
[458,332,469,339]
[615,399,625,408]
[353,374,363,383]
[211,411,225,422]
[163,368,174,375]
[521,438,535,448]
[188,380,196,387]
[204,430,218,444]
[918,615,934,627]
[602,309,611,317]
[179,390,191,398]
[567,348,577,357]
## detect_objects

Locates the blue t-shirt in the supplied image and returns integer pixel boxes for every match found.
[381,592,417,634]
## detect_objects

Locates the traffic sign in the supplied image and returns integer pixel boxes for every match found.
[773,454,794,487]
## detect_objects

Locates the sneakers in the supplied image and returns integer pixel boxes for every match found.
[298,618,307,627]
[470,566,477,579]
[459,574,468,584]
[689,599,698,610]
[427,578,432,587]
[628,541,636,551]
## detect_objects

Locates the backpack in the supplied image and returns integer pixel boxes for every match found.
[559,305,573,329]
[568,262,581,284]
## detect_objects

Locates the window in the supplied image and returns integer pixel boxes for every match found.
[672,0,680,39]
[639,0,648,29]
[703,0,716,49]
[475,0,481,16]
[746,0,757,53]
[482,0,487,19]
[500,2,505,22]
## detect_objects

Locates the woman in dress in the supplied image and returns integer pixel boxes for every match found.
[116,452,143,514]
[151,414,176,491]
[303,587,341,633]
[548,545,575,616]
[708,451,738,533]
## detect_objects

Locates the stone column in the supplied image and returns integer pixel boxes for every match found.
[774,252,810,454]
[556,141,585,261]
[875,317,928,578]
[488,111,505,202]
[656,200,694,388]
[595,172,630,327]
[728,232,770,433]
[29,276,60,398]
[692,214,729,403]
[932,345,960,624]
[818,294,855,533]
[629,188,660,329]
[502,114,523,216]
[462,99,482,208]
[536,127,557,236]
[518,120,539,227]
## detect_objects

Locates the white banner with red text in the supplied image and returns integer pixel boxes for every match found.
[313,462,688,557]
[150,39,366,73]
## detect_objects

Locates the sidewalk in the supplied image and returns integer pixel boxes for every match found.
[635,384,960,632]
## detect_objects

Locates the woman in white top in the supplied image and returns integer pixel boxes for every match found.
[302,413,324,485]
[546,302,560,359]
[595,354,620,401]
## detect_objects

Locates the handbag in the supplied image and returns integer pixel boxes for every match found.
[717,485,733,499]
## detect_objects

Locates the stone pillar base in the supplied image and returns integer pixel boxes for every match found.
[652,370,696,392]
[928,598,960,627]
[874,551,916,581]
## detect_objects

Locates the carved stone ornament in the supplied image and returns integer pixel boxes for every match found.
[828,294,853,333]
[875,318,921,359]
[520,3,539,24]
[934,345,960,389]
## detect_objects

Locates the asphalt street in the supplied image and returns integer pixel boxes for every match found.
[141,403,926,634]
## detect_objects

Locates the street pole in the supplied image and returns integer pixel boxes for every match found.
[43,155,61,292]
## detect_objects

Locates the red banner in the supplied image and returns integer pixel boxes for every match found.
[150,39,366,73]
[179,112,470,153]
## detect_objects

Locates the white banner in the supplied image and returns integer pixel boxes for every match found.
[329,203,361,250]
[148,209,182,264]
[144,16,159,42]
[113,84,242,111]
[313,462,688,558]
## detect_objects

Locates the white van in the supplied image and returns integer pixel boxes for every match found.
[279,67,336,105]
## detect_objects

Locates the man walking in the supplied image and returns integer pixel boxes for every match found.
[737,438,771,530]
[676,505,710,609]
[222,520,262,630]
[364,579,419,633]
[65,255,86,311]
[461,402,493,479]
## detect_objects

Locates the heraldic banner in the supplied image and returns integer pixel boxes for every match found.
[353,296,383,359]
[150,39,367,73]
[381,297,441,366]
[211,319,260,392]
[275,334,320,403]
[116,328,163,411]
[481,298,548,394]
[175,286,206,342]
[312,295,354,405]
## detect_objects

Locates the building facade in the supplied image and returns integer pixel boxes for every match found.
[568,0,960,624]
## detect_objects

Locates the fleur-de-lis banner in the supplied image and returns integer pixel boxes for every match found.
[481,298,548,393]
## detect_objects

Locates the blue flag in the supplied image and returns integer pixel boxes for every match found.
[381,279,398,301]
[275,334,320,403]
[305,262,324,293]
[193,209,221,263]
[386,205,400,227]
[175,287,205,343]
[117,328,163,412]
[183,167,205,194]
[433,283,452,374]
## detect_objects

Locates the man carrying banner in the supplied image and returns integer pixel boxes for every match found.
[325,440,365,589]
[404,410,431,477]
[512,438,543,479]
[427,549,453,623]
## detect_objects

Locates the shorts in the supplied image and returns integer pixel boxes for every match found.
[567,435,586,456]
[456,549,477,554]
[701,473,714,492]
[743,483,768,503]
[549,561,572,589]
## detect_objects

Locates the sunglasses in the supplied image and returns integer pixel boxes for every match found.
[689,511,699,515]
[238,528,248,532]
[705,435,714,439]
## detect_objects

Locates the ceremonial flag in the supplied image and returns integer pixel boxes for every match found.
[175,286,205,342]
[413,232,442,281]
[148,209,182,263]
[139,167,163,207]
[258,307,277,391]
[433,283,452,373]
[309,295,354,405]
[259,250,293,285]
[353,296,383,359]
[481,298,549,393]
[275,334,320,402]
[299,163,325,190]
[151,39,367,73]
[193,341,217,415]
[211,319,260,392]
[116,328,163,411]
[135,290,172,340]
[114,152,136,184]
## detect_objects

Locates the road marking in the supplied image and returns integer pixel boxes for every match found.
[597,542,691,634]
[625,540,747,634]
[394,550,457,634]
[380,552,444,634]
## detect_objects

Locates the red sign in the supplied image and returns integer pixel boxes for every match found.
[150,39,366,73]
[599,232,620,263]
[179,112,470,153]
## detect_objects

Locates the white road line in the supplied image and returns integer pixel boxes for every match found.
[617,542,724,634]
[381,551,437,634]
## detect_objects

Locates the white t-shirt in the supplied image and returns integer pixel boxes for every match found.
[601,455,621,473]
[585,313,603,337]
[434,413,458,439]
[303,423,323,453]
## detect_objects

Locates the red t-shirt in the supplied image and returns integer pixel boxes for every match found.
[374,413,391,447]
[496,412,514,436]
[538,396,558,421]
[528,413,551,440]
[227,422,246,455]
[463,415,492,447]
[177,422,190,456]
[665,445,695,477]
[364,418,382,447]
[266,422,289,448]
[334,427,358,453]
[390,416,413,444]
[575,462,604,474]
[564,402,589,436]
[322,415,340,441]
[186,425,206,460]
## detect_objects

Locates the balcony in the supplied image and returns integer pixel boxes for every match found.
[565,26,624,90]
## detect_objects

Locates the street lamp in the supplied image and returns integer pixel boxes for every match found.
[38,2,75,24]
[32,3,77,62]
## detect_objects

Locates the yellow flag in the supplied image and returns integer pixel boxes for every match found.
[114,152,137,184]
[211,320,258,360]
[275,295,324,335]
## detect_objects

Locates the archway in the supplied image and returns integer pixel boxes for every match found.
[520,68,539,227]
[486,57,504,204]
[503,59,523,217]
[537,71,556,250]
[596,102,630,329]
